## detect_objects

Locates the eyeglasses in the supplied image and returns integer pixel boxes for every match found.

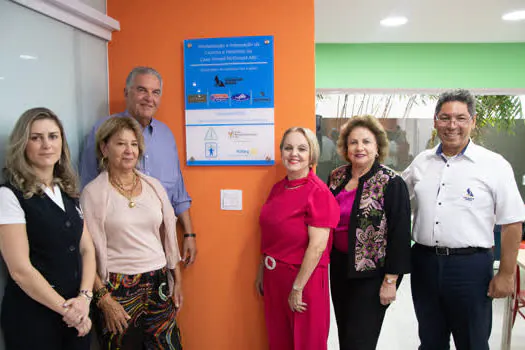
[435,114,473,126]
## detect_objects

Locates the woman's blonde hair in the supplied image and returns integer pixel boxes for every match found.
[337,115,389,163]
[3,107,78,198]
[279,127,320,167]
[95,116,145,171]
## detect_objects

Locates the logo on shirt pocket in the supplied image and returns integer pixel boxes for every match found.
[463,188,475,201]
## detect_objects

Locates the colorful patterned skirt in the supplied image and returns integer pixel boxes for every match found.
[95,267,183,350]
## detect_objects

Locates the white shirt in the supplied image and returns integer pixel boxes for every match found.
[402,141,525,248]
[0,185,65,224]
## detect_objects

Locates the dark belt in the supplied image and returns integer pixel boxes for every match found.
[415,243,490,256]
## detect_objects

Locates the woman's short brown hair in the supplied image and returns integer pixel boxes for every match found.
[95,116,145,171]
[337,115,389,163]
[279,127,320,167]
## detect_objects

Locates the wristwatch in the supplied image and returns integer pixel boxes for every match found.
[384,278,396,285]
[79,289,93,301]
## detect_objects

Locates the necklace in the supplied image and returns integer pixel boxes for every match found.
[110,172,139,208]
[284,174,309,190]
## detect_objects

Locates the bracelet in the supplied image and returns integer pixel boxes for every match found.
[184,233,196,238]
[93,286,109,305]
[384,278,397,285]
[292,284,303,292]
[78,289,93,301]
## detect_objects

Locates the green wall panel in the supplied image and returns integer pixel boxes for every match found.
[316,43,525,89]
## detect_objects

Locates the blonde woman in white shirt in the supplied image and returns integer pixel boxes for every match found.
[0,107,95,350]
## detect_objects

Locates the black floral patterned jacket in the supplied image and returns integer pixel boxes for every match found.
[328,161,412,278]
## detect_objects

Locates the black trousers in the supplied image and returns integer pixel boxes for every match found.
[1,287,91,350]
[330,250,392,350]
[411,244,493,350]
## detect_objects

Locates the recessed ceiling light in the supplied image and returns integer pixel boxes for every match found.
[380,16,408,27]
[19,54,38,60]
[502,10,525,21]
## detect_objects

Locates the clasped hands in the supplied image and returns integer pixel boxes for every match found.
[62,295,92,337]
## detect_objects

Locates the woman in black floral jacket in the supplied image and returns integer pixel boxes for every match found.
[327,115,411,350]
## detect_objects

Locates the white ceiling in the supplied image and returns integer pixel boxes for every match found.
[315,0,525,43]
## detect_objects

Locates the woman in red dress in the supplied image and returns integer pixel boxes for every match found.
[257,127,340,350]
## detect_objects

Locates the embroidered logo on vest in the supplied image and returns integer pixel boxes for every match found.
[76,206,84,220]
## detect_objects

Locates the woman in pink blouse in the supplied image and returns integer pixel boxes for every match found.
[257,127,340,350]
[80,117,183,349]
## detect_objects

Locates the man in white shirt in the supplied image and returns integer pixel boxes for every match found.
[402,89,525,350]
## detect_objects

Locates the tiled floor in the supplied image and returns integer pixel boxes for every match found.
[327,273,525,350]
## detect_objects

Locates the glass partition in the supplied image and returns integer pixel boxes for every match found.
[0,1,109,346]
[315,93,525,200]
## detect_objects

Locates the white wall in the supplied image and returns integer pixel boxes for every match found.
[0,0,109,346]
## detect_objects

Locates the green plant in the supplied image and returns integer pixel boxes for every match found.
[476,95,523,132]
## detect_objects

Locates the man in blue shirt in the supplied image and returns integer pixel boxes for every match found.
[79,66,197,265]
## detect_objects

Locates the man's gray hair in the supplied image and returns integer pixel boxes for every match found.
[125,66,163,92]
[434,89,476,117]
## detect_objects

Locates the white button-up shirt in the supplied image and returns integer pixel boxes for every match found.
[402,141,525,248]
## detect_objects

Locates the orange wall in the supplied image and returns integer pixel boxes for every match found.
[107,1,315,349]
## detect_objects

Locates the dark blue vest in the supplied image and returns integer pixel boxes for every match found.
[1,184,84,300]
